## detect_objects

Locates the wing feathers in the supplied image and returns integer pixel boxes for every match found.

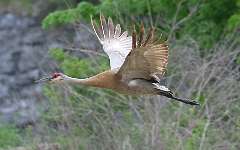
[117,25,168,81]
[119,31,128,39]
[114,24,121,38]
[91,17,104,41]
[143,27,155,46]
[100,14,108,39]
[92,15,168,77]
[138,23,145,47]
[108,17,114,38]
[132,25,137,49]
[91,15,132,70]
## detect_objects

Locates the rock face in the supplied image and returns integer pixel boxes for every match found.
[0,13,48,126]
[0,13,101,126]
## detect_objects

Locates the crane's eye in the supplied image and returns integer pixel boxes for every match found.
[51,73,62,79]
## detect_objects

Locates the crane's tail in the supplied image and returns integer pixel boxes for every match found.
[153,83,200,106]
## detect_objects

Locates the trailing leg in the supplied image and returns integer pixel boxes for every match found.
[153,83,200,106]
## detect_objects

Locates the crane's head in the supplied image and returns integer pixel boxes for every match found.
[35,72,67,83]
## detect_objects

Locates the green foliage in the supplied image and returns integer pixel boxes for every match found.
[49,48,108,77]
[98,0,238,50]
[237,55,240,65]
[198,93,206,105]
[42,9,81,29]
[228,13,240,30]
[183,0,238,51]
[42,2,96,29]
[99,0,148,16]
[0,126,21,149]
[77,2,97,21]
[42,0,239,51]
[49,48,65,62]
[185,119,206,150]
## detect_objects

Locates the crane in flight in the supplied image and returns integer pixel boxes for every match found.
[37,15,199,106]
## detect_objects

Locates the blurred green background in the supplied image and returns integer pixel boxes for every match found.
[0,0,239,149]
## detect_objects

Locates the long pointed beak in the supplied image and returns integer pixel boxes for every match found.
[35,76,52,83]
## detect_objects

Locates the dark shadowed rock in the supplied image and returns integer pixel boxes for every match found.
[0,14,52,126]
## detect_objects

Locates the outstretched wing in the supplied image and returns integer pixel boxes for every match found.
[117,25,169,81]
[91,15,132,70]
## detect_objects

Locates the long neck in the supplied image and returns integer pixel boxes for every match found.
[63,70,119,89]
[64,76,101,87]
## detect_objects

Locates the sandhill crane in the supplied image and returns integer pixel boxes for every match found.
[37,15,199,106]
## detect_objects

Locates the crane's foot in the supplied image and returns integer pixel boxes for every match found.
[170,95,200,106]
[181,99,200,106]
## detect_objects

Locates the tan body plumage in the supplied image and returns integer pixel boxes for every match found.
[37,15,199,105]
[65,69,157,95]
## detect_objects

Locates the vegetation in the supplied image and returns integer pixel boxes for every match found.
[0,126,21,149]
[1,0,240,149]
[42,0,239,50]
